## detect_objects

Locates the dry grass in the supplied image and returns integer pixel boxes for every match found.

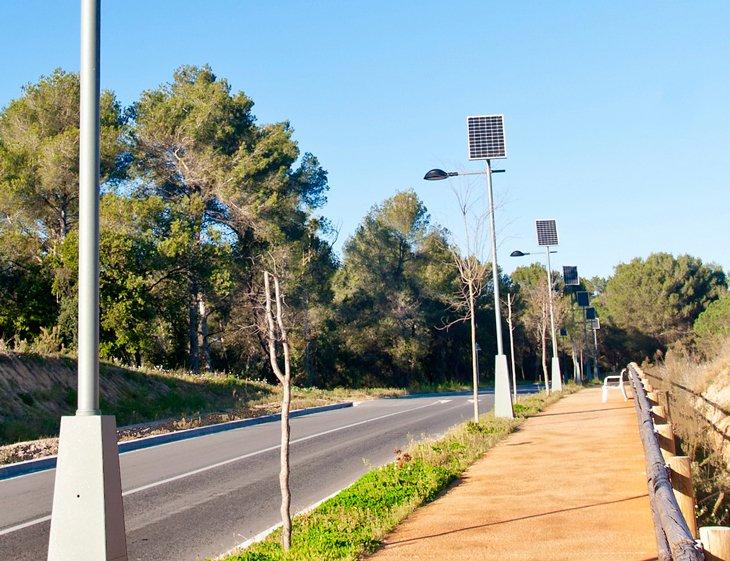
[0,351,405,462]
[645,341,730,526]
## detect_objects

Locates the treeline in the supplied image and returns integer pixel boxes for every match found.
[590,253,727,367]
[1,66,726,386]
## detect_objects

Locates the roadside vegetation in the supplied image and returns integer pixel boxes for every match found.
[220,385,580,561]
[2,67,726,398]
[645,339,729,527]
[0,351,402,463]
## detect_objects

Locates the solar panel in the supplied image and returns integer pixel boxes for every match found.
[536,219,559,246]
[576,291,590,307]
[559,327,568,337]
[467,115,506,160]
[585,307,597,320]
[563,266,579,286]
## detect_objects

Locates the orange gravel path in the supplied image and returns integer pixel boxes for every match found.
[368,387,658,561]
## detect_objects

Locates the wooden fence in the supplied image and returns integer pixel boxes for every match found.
[629,363,730,561]
[642,368,729,451]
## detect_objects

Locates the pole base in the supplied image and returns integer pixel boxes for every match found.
[551,357,563,392]
[494,354,514,419]
[48,416,127,561]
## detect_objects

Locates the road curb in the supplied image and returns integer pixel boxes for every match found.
[0,401,353,481]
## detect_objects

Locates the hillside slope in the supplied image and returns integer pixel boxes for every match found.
[0,352,400,447]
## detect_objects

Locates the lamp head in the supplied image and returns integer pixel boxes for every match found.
[423,168,456,181]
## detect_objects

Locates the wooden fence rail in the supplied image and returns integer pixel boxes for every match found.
[628,363,704,561]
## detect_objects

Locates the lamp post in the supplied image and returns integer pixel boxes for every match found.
[47,2,128,559]
[592,320,600,378]
[424,166,513,419]
[509,247,562,392]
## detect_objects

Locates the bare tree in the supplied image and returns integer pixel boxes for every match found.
[521,279,568,393]
[506,292,517,400]
[442,186,489,422]
[263,269,293,550]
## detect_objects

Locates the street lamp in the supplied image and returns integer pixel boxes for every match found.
[421,115,512,419]
[510,236,562,393]
[47,2,128,560]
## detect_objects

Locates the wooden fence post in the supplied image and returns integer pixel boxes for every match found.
[652,405,668,424]
[700,527,730,561]
[657,390,672,424]
[666,456,698,538]
[655,423,676,459]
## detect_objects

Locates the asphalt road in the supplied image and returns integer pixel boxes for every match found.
[0,392,501,561]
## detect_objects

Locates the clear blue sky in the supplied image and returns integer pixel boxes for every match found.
[2,1,729,279]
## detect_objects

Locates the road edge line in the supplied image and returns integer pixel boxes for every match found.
[0,401,353,481]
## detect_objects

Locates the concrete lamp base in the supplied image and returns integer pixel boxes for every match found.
[550,357,562,392]
[47,415,128,561]
[494,354,514,419]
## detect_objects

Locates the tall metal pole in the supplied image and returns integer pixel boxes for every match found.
[545,247,558,360]
[47,3,128,558]
[77,0,101,416]
[485,161,513,418]
[486,161,504,356]
[583,316,590,380]
[545,246,562,391]
[593,323,599,379]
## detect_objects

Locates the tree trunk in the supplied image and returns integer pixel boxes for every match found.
[280,380,292,549]
[264,270,293,550]
[197,292,212,372]
[59,199,69,240]
[571,341,580,383]
[188,280,200,372]
[468,280,479,422]
[541,322,549,393]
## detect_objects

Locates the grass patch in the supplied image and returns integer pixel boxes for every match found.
[221,383,581,561]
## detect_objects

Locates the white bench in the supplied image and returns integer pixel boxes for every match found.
[602,368,628,403]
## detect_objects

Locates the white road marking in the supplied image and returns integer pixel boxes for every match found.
[220,398,469,557]
[0,515,52,537]
[0,398,449,536]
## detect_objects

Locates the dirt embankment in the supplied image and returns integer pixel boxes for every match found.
[0,351,402,465]
[0,352,349,464]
